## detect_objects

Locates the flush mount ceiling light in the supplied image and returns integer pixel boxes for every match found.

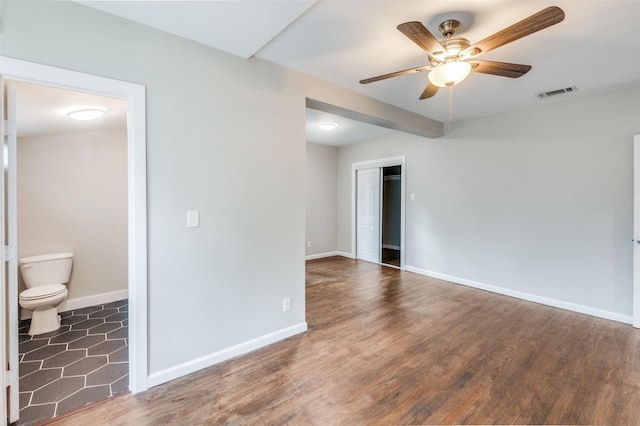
[316,122,338,131]
[66,107,107,121]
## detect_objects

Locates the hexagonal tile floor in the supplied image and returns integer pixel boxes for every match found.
[16,300,128,426]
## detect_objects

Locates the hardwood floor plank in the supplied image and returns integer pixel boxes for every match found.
[44,256,640,425]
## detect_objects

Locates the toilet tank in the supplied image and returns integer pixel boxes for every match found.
[19,252,74,288]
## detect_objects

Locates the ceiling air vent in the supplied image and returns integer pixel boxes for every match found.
[536,86,577,99]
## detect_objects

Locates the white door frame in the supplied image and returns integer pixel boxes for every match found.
[351,155,406,268]
[0,57,149,392]
[633,134,640,328]
[1,78,20,423]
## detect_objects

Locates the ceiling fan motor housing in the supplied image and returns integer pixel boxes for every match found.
[438,19,460,37]
[430,37,471,65]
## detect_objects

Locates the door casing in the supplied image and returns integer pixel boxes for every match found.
[1,77,20,424]
[351,155,406,268]
[0,57,149,398]
[633,134,640,328]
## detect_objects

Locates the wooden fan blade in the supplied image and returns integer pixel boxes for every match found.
[360,66,428,84]
[470,60,532,78]
[467,6,564,56]
[397,21,445,55]
[419,82,439,100]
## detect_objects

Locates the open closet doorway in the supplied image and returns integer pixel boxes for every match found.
[353,156,405,269]
[381,165,402,267]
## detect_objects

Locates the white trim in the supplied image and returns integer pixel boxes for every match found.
[404,265,633,325]
[147,322,308,388]
[5,81,20,422]
[336,251,355,259]
[0,57,148,393]
[305,251,358,260]
[19,290,129,320]
[351,156,406,268]
[305,251,341,260]
[352,156,406,170]
[634,134,640,328]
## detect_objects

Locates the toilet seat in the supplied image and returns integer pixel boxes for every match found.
[20,284,67,300]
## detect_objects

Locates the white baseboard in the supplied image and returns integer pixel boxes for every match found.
[305,251,341,260]
[305,251,354,260]
[336,251,355,259]
[20,289,129,320]
[403,265,633,325]
[147,322,308,388]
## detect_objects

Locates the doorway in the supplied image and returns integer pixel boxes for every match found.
[353,156,405,268]
[1,57,148,425]
[381,165,402,267]
[12,81,129,425]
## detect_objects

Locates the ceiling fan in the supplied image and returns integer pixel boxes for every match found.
[360,6,565,99]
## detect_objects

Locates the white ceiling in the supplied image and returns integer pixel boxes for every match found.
[306,109,396,147]
[76,0,316,59]
[12,82,127,138]
[28,1,640,144]
[258,0,640,124]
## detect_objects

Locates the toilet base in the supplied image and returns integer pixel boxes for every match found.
[29,308,61,336]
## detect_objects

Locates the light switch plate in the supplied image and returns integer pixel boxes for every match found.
[187,210,199,228]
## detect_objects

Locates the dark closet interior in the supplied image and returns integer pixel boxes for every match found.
[381,165,401,267]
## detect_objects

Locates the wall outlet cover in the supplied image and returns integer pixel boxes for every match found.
[283,297,292,312]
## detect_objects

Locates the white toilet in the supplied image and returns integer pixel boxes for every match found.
[18,252,74,335]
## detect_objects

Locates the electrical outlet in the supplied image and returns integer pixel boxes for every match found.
[306,241,312,248]
[283,297,291,312]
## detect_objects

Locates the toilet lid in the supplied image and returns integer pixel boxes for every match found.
[20,284,67,300]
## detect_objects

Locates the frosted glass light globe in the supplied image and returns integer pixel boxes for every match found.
[428,61,472,87]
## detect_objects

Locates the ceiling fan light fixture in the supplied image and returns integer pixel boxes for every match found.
[428,61,472,87]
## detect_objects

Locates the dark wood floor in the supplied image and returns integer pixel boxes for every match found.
[381,248,400,267]
[45,256,640,425]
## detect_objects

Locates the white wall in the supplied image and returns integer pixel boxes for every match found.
[1,1,307,377]
[305,142,338,257]
[338,86,640,320]
[1,0,429,382]
[17,129,128,305]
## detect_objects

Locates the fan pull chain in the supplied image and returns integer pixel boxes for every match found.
[447,84,453,132]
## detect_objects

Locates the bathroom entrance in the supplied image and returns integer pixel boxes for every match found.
[1,58,148,425]
[11,80,130,425]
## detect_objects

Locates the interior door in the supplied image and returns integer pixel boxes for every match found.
[634,135,640,328]
[356,168,380,263]
[2,80,20,423]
